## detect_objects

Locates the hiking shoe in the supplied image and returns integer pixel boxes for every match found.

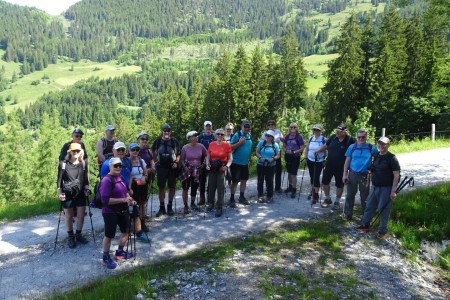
[190,203,200,211]
[156,207,166,217]
[307,190,313,200]
[184,206,190,214]
[342,214,353,221]
[377,232,388,240]
[68,235,76,249]
[207,205,214,212]
[102,256,117,269]
[141,220,150,233]
[215,208,223,217]
[115,249,133,260]
[198,197,205,206]
[284,187,291,194]
[275,189,282,194]
[266,197,273,203]
[238,196,249,205]
[356,225,370,233]
[332,202,341,210]
[166,206,175,216]
[136,233,151,243]
[290,191,296,199]
[75,233,89,244]
[321,198,332,208]
[258,197,265,203]
[228,200,237,208]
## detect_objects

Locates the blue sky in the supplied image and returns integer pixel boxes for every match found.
[3,0,80,15]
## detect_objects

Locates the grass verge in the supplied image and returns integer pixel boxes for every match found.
[389,137,450,154]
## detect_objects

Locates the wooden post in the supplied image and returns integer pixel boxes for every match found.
[381,128,386,137]
[431,124,435,142]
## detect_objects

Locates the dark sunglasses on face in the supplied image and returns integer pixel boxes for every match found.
[74,135,82,138]
[227,129,232,131]
[72,150,81,153]
[268,123,275,126]
[116,148,125,152]
[290,126,297,129]
[113,164,122,169]
[216,133,224,136]
[163,130,171,133]
[357,136,366,140]
[244,126,250,129]
[130,148,140,152]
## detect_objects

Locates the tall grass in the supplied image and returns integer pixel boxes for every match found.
[389,137,450,154]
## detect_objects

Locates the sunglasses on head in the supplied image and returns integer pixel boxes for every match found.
[130,148,140,152]
[113,164,122,169]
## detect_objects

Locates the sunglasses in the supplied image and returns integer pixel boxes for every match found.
[163,130,171,133]
[290,126,297,129]
[226,129,232,131]
[357,136,367,140]
[113,164,123,169]
[140,138,148,141]
[216,133,224,136]
[130,148,140,152]
[72,150,81,153]
[268,123,275,126]
[313,129,321,131]
[116,148,125,152]
[244,125,250,128]
[74,135,82,138]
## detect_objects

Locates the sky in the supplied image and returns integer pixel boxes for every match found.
[3,0,81,15]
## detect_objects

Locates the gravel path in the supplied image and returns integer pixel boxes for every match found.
[0,148,449,299]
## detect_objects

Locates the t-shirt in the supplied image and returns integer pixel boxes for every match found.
[130,158,147,180]
[326,134,356,167]
[371,152,401,186]
[59,141,88,161]
[198,132,215,150]
[100,157,132,186]
[345,143,379,173]
[181,143,208,168]
[256,141,280,167]
[282,133,304,157]
[230,130,252,165]
[307,136,327,162]
[100,174,128,214]
[208,141,232,162]
[138,147,154,167]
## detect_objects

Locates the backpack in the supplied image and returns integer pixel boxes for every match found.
[90,174,123,208]
[101,138,118,159]
[155,138,177,166]
[60,160,86,198]
[259,140,277,155]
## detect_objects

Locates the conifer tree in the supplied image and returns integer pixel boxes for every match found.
[231,45,251,123]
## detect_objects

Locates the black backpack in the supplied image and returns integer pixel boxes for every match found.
[60,160,85,198]
[90,174,122,208]
[155,138,177,167]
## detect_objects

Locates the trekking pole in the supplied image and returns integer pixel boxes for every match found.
[149,178,154,222]
[51,202,63,256]
[297,158,306,202]
[126,205,135,258]
[311,156,318,207]
[86,195,95,244]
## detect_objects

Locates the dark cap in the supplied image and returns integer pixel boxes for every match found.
[72,128,84,135]
[162,124,171,130]
[336,124,348,132]
[241,120,251,126]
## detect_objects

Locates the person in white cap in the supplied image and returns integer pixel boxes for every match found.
[96,125,118,168]
[356,136,400,239]
[100,141,132,186]
[255,130,280,203]
[198,120,215,205]
[261,120,283,193]
[304,124,327,203]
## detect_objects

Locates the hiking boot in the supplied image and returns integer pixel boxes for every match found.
[156,206,166,217]
[290,189,296,199]
[307,189,313,200]
[166,205,174,216]
[115,249,133,260]
[311,192,319,204]
[258,196,265,203]
[321,198,332,208]
[266,197,273,203]
[102,255,117,269]
[377,232,388,240]
[356,225,370,233]
[228,199,237,208]
[284,187,292,194]
[184,206,190,214]
[342,214,353,221]
[207,205,214,212]
[140,220,150,233]
[332,202,341,210]
[215,208,223,217]
[198,196,205,206]
[75,233,89,244]
[68,235,76,249]
[190,202,200,211]
[136,232,151,243]
[238,196,249,205]
[275,189,282,194]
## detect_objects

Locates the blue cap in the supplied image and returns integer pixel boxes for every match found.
[128,142,139,150]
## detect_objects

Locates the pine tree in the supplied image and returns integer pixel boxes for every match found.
[231,45,251,123]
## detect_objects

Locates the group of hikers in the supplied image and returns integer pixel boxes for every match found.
[56,120,401,269]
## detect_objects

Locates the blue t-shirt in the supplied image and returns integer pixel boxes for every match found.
[100,157,132,186]
[230,130,252,165]
[256,141,280,167]
[345,143,379,173]
[198,132,215,150]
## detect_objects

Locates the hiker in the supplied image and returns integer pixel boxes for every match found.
[304,124,327,204]
[59,128,88,161]
[281,123,305,198]
[99,157,135,269]
[261,120,283,193]
[206,128,232,217]
[128,142,151,242]
[137,131,155,218]
[180,131,208,214]
[356,137,400,239]
[151,124,181,217]
[342,128,379,221]
[224,123,234,142]
[198,120,215,206]
[314,124,355,210]
[100,141,132,185]
[256,130,281,203]
[96,125,118,168]
[229,120,253,207]
[57,142,90,249]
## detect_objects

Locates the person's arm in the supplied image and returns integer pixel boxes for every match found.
[226,151,233,168]
[83,161,90,196]
[108,194,134,205]
[56,162,65,201]
[391,170,400,200]
[255,145,264,163]
[303,141,309,158]
[96,139,105,163]
[314,143,328,156]
[206,153,211,170]
[343,157,351,183]
[273,145,281,161]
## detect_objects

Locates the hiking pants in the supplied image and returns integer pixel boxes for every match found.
[257,164,275,198]
[307,159,323,188]
[274,158,282,191]
[207,170,225,209]
[344,172,370,217]
[199,166,208,200]
[361,186,392,235]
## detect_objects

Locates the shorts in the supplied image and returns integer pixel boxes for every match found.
[230,163,249,182]
[61,194,86,209]
[156,166,177,189]
[284,154,301,175]
[322,165,345,188]
[131,180,148,206]
[103,211,130,239]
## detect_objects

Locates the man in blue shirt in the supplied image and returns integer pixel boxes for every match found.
[342,129,378,220]
[229,120,253,207]
[100,142,132,186]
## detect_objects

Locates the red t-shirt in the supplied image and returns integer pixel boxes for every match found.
[208,141,232,162]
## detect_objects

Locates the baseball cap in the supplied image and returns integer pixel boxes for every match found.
[109,157,122,166]
[69,143,82,151]
[241,120,251,126]
[265,130,275,137]
[336,124,348,132]
[128,142,139,150]
[113,141,126,149]
[162,124,171,131]
[137,131,149,140]
[204,120,212,126]
[72,128,84,135]
[378,137,390,144]
[312,124,323,131]
[105,125,115,131]
[215,128,225,135]
[186,131,199,140]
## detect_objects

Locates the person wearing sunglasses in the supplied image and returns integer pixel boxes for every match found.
[304,124,327,204]
[206,128,232,217]
[57,142,90,249]
[256,130,280,203]
[198,121,215,206]
[96,125,118,168]
[59,128,88,162]
[261,120,283,193]
[99,157,136,269]
[224,123,234,143]
[229,120,253,207]
[342,128,379,221]
[137,131,155,219]
[128,143,151,243]
[281,123,305,198]
[100,142,132,189]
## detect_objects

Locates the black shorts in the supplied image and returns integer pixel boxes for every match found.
[61,194,86,209]
[230,163,249,182]
[322,165,344,188]
[103,211,130,239]
[284,154,301,175]
[156,166,177,189]
[131,180,148,206]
